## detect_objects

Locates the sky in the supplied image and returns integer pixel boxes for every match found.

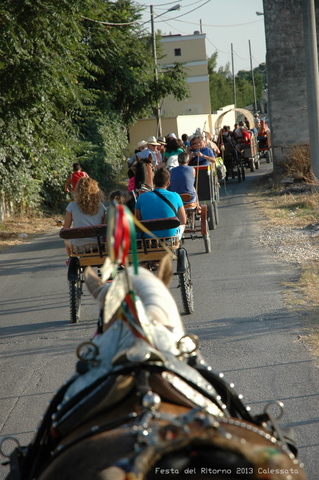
[133,0,266,73]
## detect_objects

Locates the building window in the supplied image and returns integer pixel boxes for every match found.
[174,48,181,56]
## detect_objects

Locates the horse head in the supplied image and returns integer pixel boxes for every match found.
[134,154,154,192]
[84,254,185,346]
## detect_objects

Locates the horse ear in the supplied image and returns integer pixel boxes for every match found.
[100,466,126,480]
[157,254,173,287]
[84,266,104,299]
[148,153,153,163]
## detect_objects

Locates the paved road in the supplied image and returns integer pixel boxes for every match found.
[0,162,318,479]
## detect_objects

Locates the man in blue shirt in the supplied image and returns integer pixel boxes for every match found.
[188,135,216,167]
[135,167,186,239]
[135,136,162,168]
[169,152,197,203]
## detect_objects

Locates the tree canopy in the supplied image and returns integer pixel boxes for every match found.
[208,52,265,113]
[0,0,189,212]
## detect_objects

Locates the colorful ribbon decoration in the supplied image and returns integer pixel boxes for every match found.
[107,202,139,274]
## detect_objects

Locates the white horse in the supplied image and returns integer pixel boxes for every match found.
[4,257,307,480]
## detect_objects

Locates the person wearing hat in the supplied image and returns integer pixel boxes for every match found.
[187,135,215,167]
[136,135,162,168]
[128,140,147,166]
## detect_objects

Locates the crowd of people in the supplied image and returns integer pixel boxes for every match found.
[217,116,270,155]
[62,122,270,261]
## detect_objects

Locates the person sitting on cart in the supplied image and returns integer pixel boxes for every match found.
[169,152,197,203]
[187,135,216,167]
[135,136,162,169]
[257,119,270,149]
[63,177,106,259]
[238,124,252,145]
[134,167,186,240]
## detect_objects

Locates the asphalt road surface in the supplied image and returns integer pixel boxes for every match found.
[0,161,318,479]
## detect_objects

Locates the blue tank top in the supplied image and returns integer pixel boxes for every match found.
[169,165,196,201]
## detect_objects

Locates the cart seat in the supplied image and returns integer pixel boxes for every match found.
[179,193,198,210]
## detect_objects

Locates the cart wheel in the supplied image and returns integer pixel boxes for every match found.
[214,178,220,204]
[69,271,83,323]
[200,206,211,253]
[250,159,255,172]
[213,200,219,225]
[179,254,194,314]
[200,205,208,235]
[241,165,246,181]
[237,165,242,183]
[255,158,260,170]
[265,151,271,163]
[203,231,211,253]
[207,203,216,230]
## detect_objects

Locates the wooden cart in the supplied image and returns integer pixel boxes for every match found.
[59,218,194,323]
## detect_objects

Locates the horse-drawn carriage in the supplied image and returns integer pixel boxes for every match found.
[257,130,272,163]
[59,215,194,323]
[1,207,307,479]
[179,195,211,254]
[222,135,260,182]
[128,155,217,255]
[193,164,219,229]
[240,136,260,172]
[223,141,246,183]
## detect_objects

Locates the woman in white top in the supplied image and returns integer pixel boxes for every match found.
[63,177,106,257]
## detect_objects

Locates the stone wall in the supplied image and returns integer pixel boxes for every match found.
[263,0,317,172]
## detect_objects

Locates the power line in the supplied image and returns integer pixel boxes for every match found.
[80,15,140,26]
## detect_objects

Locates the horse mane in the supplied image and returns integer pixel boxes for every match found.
[134,154,154,190]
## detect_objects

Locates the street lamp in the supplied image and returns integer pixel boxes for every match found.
[150,4,181,137]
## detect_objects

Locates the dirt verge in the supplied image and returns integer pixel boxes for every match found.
[0,215,61,252]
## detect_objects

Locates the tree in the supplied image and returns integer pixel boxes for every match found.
[0,0,189,212]
[208,51,265,112]
[80,1,189,127]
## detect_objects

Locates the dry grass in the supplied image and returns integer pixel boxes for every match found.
[249,146,319,357]
[0,214,61,252]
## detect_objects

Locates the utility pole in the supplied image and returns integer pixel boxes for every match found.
[150,5,162,137]
[249,40,258,113]
[302,0,319,180]
[231,44,236,108]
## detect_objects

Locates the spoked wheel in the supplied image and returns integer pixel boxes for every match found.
[177,248,194,314]
[207,203,216,230]
[200,206,211,253]
[265,150,271,163]
[214,178,220,204]
[241,165,246,181]
[249,159,255,172]
[68,263,83,323]
[237,165,242,183]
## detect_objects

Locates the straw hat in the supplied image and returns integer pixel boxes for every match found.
[157,136,167,145]
[147,136,160,146]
